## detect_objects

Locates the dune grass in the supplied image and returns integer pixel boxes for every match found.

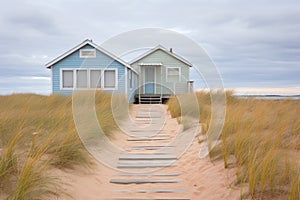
[167,91,300,199]
[0,91,126,199]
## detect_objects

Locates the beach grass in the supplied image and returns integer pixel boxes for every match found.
[0,91,126,199]
[167,91,300,199]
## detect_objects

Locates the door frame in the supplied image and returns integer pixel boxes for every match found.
[143,66,156,94]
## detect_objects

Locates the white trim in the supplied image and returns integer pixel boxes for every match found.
[50,67,53,93]
[128,69,133,90]
[45,39,138,74]
[79,49,96,58]
[166,67,181,82]
[59,68,118,90]
[60,68,75,90]
[130,45,192,67]
[139,62,162,66]
[125,68,128,94]
[143,66,156,94]
[160,64,162,95]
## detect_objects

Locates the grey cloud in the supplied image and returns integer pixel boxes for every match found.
[0,0,300,94]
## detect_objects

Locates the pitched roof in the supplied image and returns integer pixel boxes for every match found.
[45,39,137,73]
[129,45,192,67]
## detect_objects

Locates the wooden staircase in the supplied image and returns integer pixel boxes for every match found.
[139,94,162,104]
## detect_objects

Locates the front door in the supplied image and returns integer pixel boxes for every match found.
[144,66,155,94]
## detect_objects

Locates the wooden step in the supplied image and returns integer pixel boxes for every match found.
[117,160,176,168]
[130,129,163,132]
[125,145,175,150]
[119,154,176,160]
[135,112,162,118]
[127,137,170,141]
[116,172,181,177]
[128,134,170,138]
[110,178,182,184]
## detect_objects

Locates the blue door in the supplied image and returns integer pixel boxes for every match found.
[144,66,155,94]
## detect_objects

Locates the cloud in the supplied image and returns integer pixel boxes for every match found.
[0,0,299,94]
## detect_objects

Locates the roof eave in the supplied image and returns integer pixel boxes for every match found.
[45,39,92,68]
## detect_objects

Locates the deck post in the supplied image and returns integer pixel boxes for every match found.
[187,81,194,93]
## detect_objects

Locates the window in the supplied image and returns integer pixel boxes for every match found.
[90,70,101,88]
[104,70,116,88]
[167,68,180,82]
[61,68,117,90]
[76,70,88,88]
[129,70,133,89]
[62,70,73,88]
[80,49,96,58]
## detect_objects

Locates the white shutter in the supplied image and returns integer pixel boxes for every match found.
[62,70,73,88]
[104,70,116,88]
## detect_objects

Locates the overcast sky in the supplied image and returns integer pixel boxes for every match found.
[0,0,299,95]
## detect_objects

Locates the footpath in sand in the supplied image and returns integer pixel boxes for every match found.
[58,104,240,200]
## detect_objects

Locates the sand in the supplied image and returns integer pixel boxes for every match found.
[55,105,240,200]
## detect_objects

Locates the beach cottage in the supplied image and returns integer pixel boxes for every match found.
[130,45,193,103]
[46,39,193,103]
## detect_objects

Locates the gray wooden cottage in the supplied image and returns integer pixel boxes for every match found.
[130,45,193,103]
[46,39,193,103]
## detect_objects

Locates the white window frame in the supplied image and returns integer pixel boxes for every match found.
[60,68,118,90]
[79,49,96,58]
[61,68,76,90]
[61,69,74,89]
[166,67,181,82]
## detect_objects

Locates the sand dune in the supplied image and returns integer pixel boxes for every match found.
[56,105,240,200]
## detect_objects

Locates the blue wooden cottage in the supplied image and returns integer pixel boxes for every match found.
[45,39,138,101]
[46,39,193,103]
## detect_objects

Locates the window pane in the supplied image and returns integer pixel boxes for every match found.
[167,68,179,82]
[62,70,73,88]
[90,70,101,88]
[168,68,179,76]
[104,70,116,88]
[76,70,87,88]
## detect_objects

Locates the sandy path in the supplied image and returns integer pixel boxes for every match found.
[56,104,240,200]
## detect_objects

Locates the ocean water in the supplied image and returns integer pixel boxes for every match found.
[235,95,300,100]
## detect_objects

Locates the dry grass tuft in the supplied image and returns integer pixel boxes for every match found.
[0,91,126,199]
[168,90,300,199]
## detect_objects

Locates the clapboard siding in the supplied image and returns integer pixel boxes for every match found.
[131,49,190,95]
[52,44,126,96]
